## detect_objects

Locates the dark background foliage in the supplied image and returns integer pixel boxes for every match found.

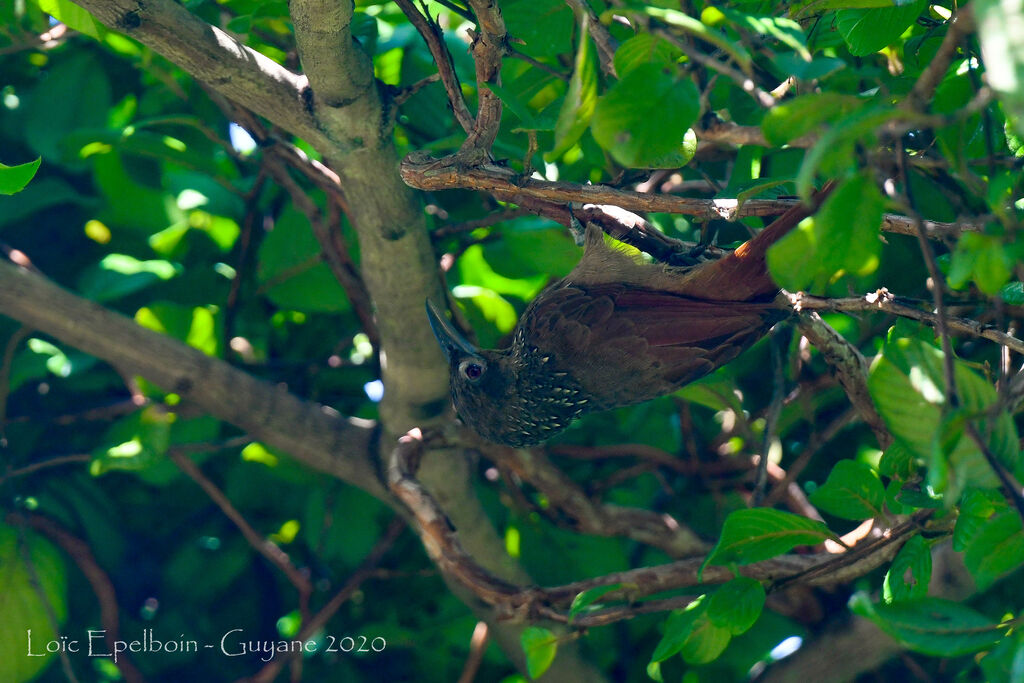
[1,0,1023,681]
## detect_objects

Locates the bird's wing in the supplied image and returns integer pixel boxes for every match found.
[520,284,783,403]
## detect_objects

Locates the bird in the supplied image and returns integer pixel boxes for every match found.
[427,186,834,447]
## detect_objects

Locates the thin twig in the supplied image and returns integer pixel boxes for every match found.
[239,517,406,683]
[456,621,491,683]
[792,290,1024,356]
[11,513,148,683]
[169,450,314,616]
[564,0,617,76]
[394,0,475,133]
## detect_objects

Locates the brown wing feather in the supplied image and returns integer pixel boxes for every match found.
[518,283,782,406]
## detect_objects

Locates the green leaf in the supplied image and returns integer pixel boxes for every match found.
[851,594,1007,657]
[976,0,1024,138]
[640,7,752,71]
[568,584,622,621]
[707,577,766,635]
[24,54,112,163]
[0,523,68,683]
[962,507,1024,589]
[135,303,220,356]
[704,509,836,568]
[521,626,558,679]
[0,157,41,195]
[879,441,920,479]
[501,0,574,58]
[77,254,182,303]
[680,612,733,664]
[612,34,681,77]
[38,0,107,39]
[868,335,1018,498]
[767,172,883,291]
[809,459,885,520]
[90,406,173,475]
[591,63,699,168]
[650,599,703,663]
[883,535,931,602]
[954,488,1005,551]
[771,53,846,81]
[545,15,597,162]
[761,93,861,146]
[257,205,350,312]
[948,232,1014,295]
[836,0,928,56]
[979,630,1024,683]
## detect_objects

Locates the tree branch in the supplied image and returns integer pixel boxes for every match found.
[70,0,327,150]
[792,289,1024,356]
[400,154,977,237]
[290,0,374,108]
[0,257,384,499]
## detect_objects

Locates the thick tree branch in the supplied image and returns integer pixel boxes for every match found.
[70,0,328,150]
[290,0,374,108]
[794,312,893,449]
[400,154,976,237]
[459,0,507,160]
[0,258,384,499]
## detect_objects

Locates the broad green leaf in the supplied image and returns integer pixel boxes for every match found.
[962,507,1024,589]
[612,34,681,77]
[457,244,547,301]
[954,488,1005,551]
[521,626,558,679]
[24,54,112,163]
[501,0,573,58]
[545,16,597,162]
[569,584,622,621]
[767,172,883,291]
[948,232,1015,295]
[836,0,928,56]
[869,335,1018,498]
[879,441,919,479]
[0,157,41,195]
[257,206,350,312]
[719,9,810,60]
[0,524,68,683]
[38,0,107,39]
[640,7,752,71]
[704,509,836,568]
[883,535,931,602]
[851,594,1007,656]
[980,630,1024,683]
[135,303,219,356]
[486,83,557,131]
[90,406,173,475]
[680,612,733,664]
[650,598,704,663]
[976,0,1024,138]
[591,63,699,168]
[708,577,766,635]
[77,254,181,303]
[809,459,885,520]
[771,53,846,80]
[761,93,861,146]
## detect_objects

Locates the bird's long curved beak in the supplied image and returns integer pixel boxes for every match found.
[426,299,481,360]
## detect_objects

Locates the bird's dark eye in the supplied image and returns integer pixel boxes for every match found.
[459,359,485,381]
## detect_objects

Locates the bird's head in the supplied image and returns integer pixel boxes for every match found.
[426,300,518,443]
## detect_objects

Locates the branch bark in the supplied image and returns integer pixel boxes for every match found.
[0,258,384,498]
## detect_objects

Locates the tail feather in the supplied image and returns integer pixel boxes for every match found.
[680,182,836,301]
